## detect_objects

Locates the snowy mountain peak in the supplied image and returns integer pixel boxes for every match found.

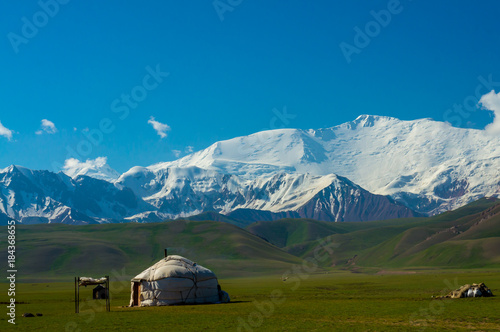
[342,114,398,130]
[2,165,35,180]
[2,114,499,225]
[140,114,500,215]
[2,165,16,174]
[355,114,396,121]
[354,114,383,126]
[3,165,24,173]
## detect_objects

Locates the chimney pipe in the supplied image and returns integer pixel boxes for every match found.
[164,248,168,258]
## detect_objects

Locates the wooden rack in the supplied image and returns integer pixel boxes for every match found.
[74,276,110,313]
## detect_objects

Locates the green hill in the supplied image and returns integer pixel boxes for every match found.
[247,218,351,247]
[356,198,500,269]
[176,211,248,228]
[248,197,500,270]
[2,220,302,281]
[3,198,500,283]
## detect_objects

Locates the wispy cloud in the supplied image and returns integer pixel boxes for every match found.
[185,146,194,154]
[479,90,500,135]
[148,116,170,139]
[36,119,58,135]
[172,150,181,158]
[64,156,109,169]
[0,121,13,140]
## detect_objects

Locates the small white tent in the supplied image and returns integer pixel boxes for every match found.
[129,255,221,307]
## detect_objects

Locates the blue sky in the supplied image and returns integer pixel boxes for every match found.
[1,1,499,173]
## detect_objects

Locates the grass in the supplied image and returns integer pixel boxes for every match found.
[1,270,500,331]
[3,198,499,283]
[0,220,303,281]
[1,198,500,330]
[252,198,500,271]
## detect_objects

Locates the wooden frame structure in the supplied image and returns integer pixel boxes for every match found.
[74,276,110,313]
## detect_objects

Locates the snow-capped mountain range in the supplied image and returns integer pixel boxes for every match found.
[160,114,500,214]
[2,115,499,225]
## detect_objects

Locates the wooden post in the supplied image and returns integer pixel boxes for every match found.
[106,276,110,312]
[74,277,77,313]
[76,277,80,313]
[77,277,80,313]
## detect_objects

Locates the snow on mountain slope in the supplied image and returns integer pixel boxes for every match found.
[158,115,500,215]
[3,114,494,224]
[0,162,416,225]
[0,165,145,224]
[149,130,300,179]
[116,167,338,219]
[234,172,336,212]
[117,167,415,223]
[295,175,416,221]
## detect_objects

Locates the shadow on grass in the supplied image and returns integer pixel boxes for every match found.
[120,301,251,310]
[224,301,249,304]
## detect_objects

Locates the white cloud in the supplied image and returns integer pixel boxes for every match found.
[172,150,181,158]
[148,116,170,139]
[185,146,194,154]
[479,90,500,135]
[63,157,108,173]
[62,157,120,181]
[0,121,13,141]
[36,119,58,135]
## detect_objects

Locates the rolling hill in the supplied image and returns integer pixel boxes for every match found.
[2,198,500,283]
[248,197,500,270]
[1,220,303,281]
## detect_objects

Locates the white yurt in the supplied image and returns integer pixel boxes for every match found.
[130,255,224,307]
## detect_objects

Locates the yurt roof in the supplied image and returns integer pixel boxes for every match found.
[131,255,216,282]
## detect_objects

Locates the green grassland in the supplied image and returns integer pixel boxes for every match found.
[1,271,500,331]
[1,198,500,330]
[2,198,499,282]
[2,220,303,281]
[249,198,500,271]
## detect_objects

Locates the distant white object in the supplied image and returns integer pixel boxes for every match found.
[79,277,107,286]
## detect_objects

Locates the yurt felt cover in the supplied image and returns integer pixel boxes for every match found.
[130,255,219,306]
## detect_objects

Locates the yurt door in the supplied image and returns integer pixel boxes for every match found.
[133,282,141,306]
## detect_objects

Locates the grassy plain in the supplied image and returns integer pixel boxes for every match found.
[2,270,500,331]
[1,198,500,330]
